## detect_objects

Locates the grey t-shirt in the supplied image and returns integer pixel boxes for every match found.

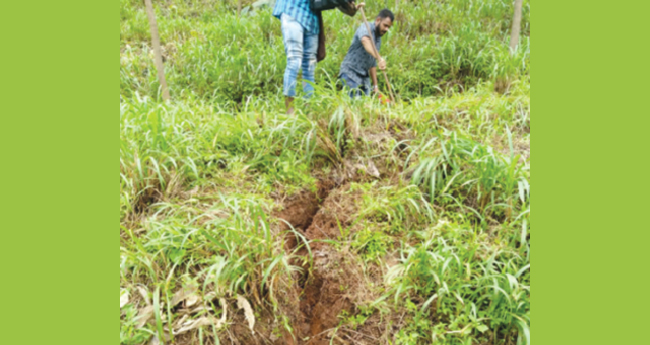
[339,23,382,87]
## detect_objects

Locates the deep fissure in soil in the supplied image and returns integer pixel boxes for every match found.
[275,179,355,345]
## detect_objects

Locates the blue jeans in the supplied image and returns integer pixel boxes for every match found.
[281,14,319,98]
[340,73,370,98]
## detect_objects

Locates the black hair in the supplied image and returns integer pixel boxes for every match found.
[377,9,395,22]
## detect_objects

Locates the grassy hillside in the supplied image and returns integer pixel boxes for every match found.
[120,1,531,344]
[121,0,530,102]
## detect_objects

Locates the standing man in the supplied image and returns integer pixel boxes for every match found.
[339,9,394,98]
[273,0,361,114]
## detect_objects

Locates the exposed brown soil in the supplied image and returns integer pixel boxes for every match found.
[275,180,335,250]
[215,124,417,345]
[272,179,369,345]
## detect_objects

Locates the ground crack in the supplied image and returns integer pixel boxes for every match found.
[275,179,343,345]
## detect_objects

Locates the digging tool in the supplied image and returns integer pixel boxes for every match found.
[359,7,396,104]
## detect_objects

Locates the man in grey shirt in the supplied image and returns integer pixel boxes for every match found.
[339,9,394,98]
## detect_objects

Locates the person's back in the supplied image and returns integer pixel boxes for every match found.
[273,0,362,114]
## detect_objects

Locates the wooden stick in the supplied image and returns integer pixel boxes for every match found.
[144,0,170,102]
[509,0,524,55]
[359,7,396,104]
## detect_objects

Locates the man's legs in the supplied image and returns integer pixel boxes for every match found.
[340,73,365,99]
[351,87,364,98]
[361,83,370,97]
[281,14,305,115]
[302,32,319,98]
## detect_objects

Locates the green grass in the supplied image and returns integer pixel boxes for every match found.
[120,1,530,344]
[120,0,530,102]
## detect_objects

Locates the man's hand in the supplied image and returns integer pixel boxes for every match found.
[340,1,362,16]
[373,85,380,94]
[378,58,387,71]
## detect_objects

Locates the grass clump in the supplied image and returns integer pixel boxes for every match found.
[386,220,530,345]
[408,130,529,223]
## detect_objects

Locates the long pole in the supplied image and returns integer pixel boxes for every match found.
[509,0,524,55]
[359,8,396,104]
[144,0,171,102]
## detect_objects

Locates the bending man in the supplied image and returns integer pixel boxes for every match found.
[339,9,394,98]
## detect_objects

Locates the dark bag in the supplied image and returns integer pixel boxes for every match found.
[316,12,326,62]
[310,0,349,12]
[314,0,354,62]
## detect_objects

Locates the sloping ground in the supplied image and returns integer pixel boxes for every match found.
[120,0,530,102]
[120,79,530,345]
[120,1,531,343]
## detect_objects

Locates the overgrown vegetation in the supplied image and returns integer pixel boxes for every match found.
[120,1,530,344]
[121,0,530,102]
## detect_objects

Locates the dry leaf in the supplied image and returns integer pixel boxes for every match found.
[204,292,217,301]
[171,285,198,307]
[137,286,151,306]
[174,314,189,329]
[188,305,210,314]
[136,306,154,329]
[353,163,366,172]
[367,161,381,178]
[120,290,130,309]
[236,295,255,335]
[148,333,170,345]
[174,317,213,335]
[185,295,200,307]
[351,161,380,179]
[217,298,228,329]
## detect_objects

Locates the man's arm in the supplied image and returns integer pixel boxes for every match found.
[361,36,379,59]
[370,67,379,93]
[361,36,387,70]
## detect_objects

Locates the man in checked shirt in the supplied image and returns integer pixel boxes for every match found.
[273,0,364,115]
